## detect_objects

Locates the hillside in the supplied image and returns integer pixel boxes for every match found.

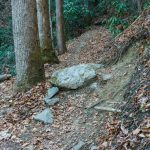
[0,7,150,150]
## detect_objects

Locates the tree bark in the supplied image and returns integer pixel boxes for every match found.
[137,0,142,14]
[132,0,142,14]
[49,0,54,47]
[56,0,67,55]
[36,0,59,64]
[11,0,45,91]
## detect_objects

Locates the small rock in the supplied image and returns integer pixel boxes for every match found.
[0,107,13,118]
[89,82,99,92]
[0,130,11,140]
[33,108,53,124]
[91,145,99,150]
[101,73,112,81]
[20,133,32,141]
[44,96,60,106]
[24,145,34,150]
[47,87,59,98]
[73,141,85,150]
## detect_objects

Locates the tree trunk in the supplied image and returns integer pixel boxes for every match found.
[56,0,67,55]
[36,0,59,64]
[137,0,142,14]
[132,0,142,14]
[49,0,54,47]
[11,0,45,91]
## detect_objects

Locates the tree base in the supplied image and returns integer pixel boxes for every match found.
[42,49,59,64]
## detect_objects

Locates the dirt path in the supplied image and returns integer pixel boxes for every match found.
[0,27,143,150]
[45,26,111,77]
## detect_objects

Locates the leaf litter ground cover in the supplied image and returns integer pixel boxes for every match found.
[0,25,150,149]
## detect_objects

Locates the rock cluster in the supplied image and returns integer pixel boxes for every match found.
[33,63,113,124]
[33,87,59,124]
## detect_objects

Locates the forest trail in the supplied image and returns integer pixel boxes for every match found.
[0,25,149,149]
[45,26,112,76]
[44,27,142,149]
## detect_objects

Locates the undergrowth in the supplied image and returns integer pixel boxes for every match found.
[0,0,149,75]
[0,18,15,75]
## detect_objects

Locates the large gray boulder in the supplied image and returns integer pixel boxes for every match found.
[89,82,100,92]
[50,64,103,89]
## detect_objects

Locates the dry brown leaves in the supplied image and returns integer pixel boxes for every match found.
[98,53,150,150]
[0,80,53,149]
[0,26,113,150]
[45,26,112,78]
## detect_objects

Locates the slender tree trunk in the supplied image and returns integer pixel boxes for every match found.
[49,0,54,47]
[83,0,92,25]
[137,0,142,14]
[36,0,59,64]
[132,0,142,14]
[11,0,45,91]
[56,0,67,55]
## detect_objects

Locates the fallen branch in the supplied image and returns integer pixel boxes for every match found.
[94,106,121,113]
[86,99,106,109]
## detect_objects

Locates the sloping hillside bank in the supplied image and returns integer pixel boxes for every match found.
[98,48,150,150]
[96,7,150,150]
[0,7,150,150]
